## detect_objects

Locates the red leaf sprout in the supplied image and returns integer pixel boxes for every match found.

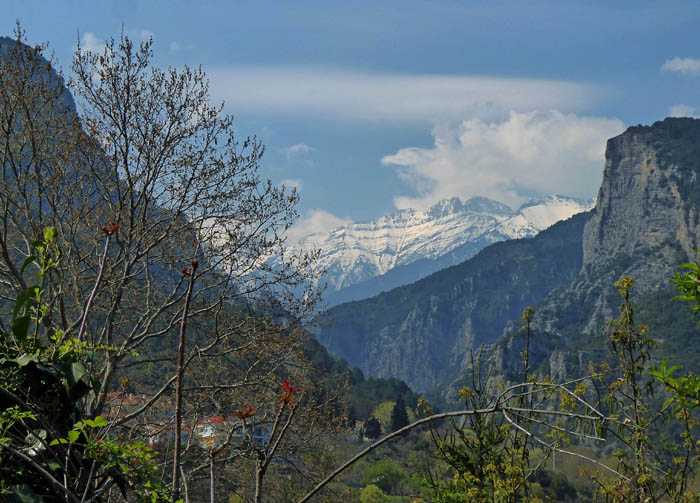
[235,403,255,420]
[102,222,119,235]
[279,379,301,406]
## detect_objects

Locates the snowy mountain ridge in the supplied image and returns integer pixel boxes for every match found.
[295,195,594,295]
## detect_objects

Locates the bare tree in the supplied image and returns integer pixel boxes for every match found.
[0,27,326,500]
[67,32,321,413]
[171,328,343,501]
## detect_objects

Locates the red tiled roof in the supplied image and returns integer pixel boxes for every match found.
[196,415,226,425]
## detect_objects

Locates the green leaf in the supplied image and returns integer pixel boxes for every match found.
[15,352,38,367]
[93,416,108,427]
[71,362,87,384]
[19,255,38,278]
[46,460,61,471]
[67,430,79,443]
[13,286,39,318]
[43,226,57,244]
[12,316,31,343]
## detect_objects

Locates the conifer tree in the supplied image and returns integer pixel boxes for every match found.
[390,393,409,432]
[365,417,382,440]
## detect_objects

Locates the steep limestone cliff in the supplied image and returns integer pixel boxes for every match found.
[487,118,700,391]
[583,118,700,273]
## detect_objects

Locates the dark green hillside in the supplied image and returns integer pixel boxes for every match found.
[637,287,700,368]
[304,338,420,420]
[315,211,589,392]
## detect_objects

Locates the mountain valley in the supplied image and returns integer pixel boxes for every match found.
[315,118,700,402]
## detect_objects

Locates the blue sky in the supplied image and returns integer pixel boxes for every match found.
[4,1,700,239]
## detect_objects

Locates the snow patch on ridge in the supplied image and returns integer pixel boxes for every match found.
[291,195,593,293]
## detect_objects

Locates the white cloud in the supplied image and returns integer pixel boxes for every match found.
[79,32,105,55]
[281,143,316,159]
[126,28,155,42]
[285,209,352,246]
[79,28,154,55]
[661,57,700,75]
[169,41,182,52]
[280,178,303,191]
[208,67,600,123]
[381,111,625,210]
[669,104,699,117]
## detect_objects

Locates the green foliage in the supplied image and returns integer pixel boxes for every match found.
[365,417,382,440]
[591,275,700,503]
[593,276,658,502]
[0,229,170,502]
[671,252,700,321]
[360,484,389,503]
[649,359,700,411]
[351,379,420,421]
[360,459,407,494]
[420,307,603,503]
[304,337,420,422]
[373,401,395,433]
[530,469,586,503]
[422,350,538,503]
[390,394,410,432]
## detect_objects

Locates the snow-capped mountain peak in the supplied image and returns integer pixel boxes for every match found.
[292,195,593,298]
[516,195,593,231]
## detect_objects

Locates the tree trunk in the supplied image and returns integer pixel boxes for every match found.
[210,450,215,503]
[254,456,265,503]
[172,263,198,501]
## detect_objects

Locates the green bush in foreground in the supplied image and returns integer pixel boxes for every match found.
[0,228,169,502]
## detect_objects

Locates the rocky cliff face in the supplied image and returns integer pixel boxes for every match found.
[487,118,700,390]
[583,118,700,272]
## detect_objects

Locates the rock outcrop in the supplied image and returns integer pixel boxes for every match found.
[488,118,700,389]
[584,118,700,272]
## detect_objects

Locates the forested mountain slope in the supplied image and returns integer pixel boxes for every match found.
[314,211,588,392]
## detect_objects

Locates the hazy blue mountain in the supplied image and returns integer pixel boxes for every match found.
[0,36,76,113]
